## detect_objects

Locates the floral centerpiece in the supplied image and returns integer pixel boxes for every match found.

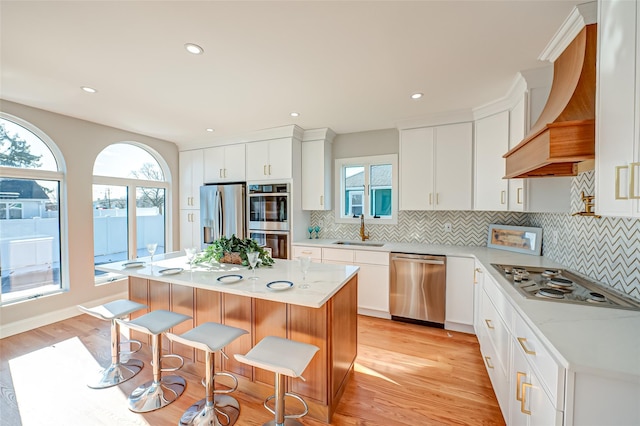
[194,235,274,267]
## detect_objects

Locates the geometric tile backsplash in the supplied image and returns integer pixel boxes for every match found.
[311,169,640,301]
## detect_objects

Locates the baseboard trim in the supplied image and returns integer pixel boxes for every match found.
[0,291,128,339]
[358,308,391,320]
[445,321,475,335]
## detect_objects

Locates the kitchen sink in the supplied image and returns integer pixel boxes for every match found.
[333,241,385,247]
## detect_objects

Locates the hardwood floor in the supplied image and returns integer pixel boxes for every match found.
[0,315,504,426]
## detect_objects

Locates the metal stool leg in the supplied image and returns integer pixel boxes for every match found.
[128,332,186,413]
[262,372,306,426]
[180,351,241,426]
[88,318,143,389]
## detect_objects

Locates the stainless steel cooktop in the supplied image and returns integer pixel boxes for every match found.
[491,264,640,311]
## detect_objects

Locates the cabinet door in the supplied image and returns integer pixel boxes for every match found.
[509,96,527,212]
[179,149,203,209]
[475,111,509,211]
[445,257,474,326]
[435,122,473,210]
[399,127,434,210]
[267,138,292,180]
[356,263,389,314]
[203,146,226,183]
[302,140,331,210]
[246,141,270,181]
[596,0,638,217]
[473,261,485,335]
[179,209,200,250]
[223,144,246,181]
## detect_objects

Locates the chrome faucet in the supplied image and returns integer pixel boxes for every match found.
[359,214,370,241]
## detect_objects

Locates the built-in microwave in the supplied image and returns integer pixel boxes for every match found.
[249,230,289,260]
[248,183,289,231]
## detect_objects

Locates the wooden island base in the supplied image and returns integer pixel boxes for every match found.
[128,274,358,423]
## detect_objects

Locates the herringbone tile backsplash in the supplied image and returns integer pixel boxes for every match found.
[311,170,640,300]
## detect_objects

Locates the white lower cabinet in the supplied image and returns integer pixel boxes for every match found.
[321,247,390,318]
[445,256,475,333]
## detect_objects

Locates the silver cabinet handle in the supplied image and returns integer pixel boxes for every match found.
[391,257,445,265]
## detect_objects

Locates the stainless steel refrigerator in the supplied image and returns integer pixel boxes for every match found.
[200,183,246,245]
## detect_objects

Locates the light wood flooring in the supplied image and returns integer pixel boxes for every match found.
[0,315,505,426]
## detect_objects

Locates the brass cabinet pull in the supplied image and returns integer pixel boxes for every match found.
[630,162,640,199]
[269,164,272,175]
[436,193,440,205]
[500,190,506,204]
[517,337,536,355]
[485,319,494,330]
[429,193,433,205]
[484,356,494,369]
[223,168,227,178]
[320,195,324,206]
[615,165,629,200]
[517,187,523,204]
[263,165,267,176]
[521,382,532,415]
[516,371,526,401]
[474,267,482,284]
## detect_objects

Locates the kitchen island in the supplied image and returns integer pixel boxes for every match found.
[97,254,359,423]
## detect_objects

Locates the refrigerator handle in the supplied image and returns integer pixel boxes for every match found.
[216,190,223,240]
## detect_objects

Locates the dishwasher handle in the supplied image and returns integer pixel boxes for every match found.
[391,256,445,265]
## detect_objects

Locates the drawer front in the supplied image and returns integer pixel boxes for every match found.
[354,250,389,265]
[479,329,510,418]
[481,289,511,378]
[483,274,514,332]
[322,248,355,263]
[514,313,565,409]
[292,245,322,261]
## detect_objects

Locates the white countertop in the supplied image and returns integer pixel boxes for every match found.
[294,239,640,381]
[97,252,359,309]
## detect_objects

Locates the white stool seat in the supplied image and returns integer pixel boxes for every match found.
[167,322,248,353]
[77,299,147,389]
[123,309,191,335]
[78,299,147,321]
[167,322,249,426]
[235,336,319,426]
[235,336,318,379]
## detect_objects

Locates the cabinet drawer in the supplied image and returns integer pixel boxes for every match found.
[513,313,565,409]
[292,246,322,261]
[481,289,511,378]
[354,250,389,265]
[483,274,514,332]
[322,248,354,263]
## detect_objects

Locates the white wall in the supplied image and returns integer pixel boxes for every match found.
[333,128,398,159]
[0,100,179,337]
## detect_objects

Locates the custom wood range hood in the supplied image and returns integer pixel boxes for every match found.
[504,24,596,178]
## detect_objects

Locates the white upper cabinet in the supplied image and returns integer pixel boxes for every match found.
[596,0,640,217]
[246,138,292,181]
[203,144,246,183]
[179,149,204,210]
[301,129,334,210]
[474,111,510,211]
[400,122,473,211]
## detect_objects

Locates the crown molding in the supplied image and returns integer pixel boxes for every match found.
[538,1,597,62]
[395,109,474,130]
[302,127,336,143]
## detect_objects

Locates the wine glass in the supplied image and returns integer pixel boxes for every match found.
[247,251,259,280]
[308,226,314,239]
[314,226,321,239]
[185,247,198,270]
[299,256,311,289]
[146,242,158,264]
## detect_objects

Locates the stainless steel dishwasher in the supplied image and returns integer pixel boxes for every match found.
[390,253,446,328]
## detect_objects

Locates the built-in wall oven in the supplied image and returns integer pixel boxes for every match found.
[248,183,290,259]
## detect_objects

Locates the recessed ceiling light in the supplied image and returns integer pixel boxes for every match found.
[81,86,97,93]
[184,43,204,55]
[411,93,423,99]
[206,128,215,132]
[290,112,300,117]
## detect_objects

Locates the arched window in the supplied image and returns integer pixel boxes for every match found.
[93,143,169,283]
[0,114,66,305]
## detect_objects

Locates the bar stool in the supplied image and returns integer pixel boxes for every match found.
[116,309,192,413]
[77,299,147,389]
[166,322,249,426]
[234,336,319,426]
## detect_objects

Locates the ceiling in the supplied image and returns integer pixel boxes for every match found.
[0,1,582,149]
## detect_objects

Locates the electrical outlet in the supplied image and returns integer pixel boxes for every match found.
[444,223,452,232]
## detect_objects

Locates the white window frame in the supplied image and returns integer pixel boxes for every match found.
[92,143,171,285]
[334,154,398,225]
[0,112,68,306]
